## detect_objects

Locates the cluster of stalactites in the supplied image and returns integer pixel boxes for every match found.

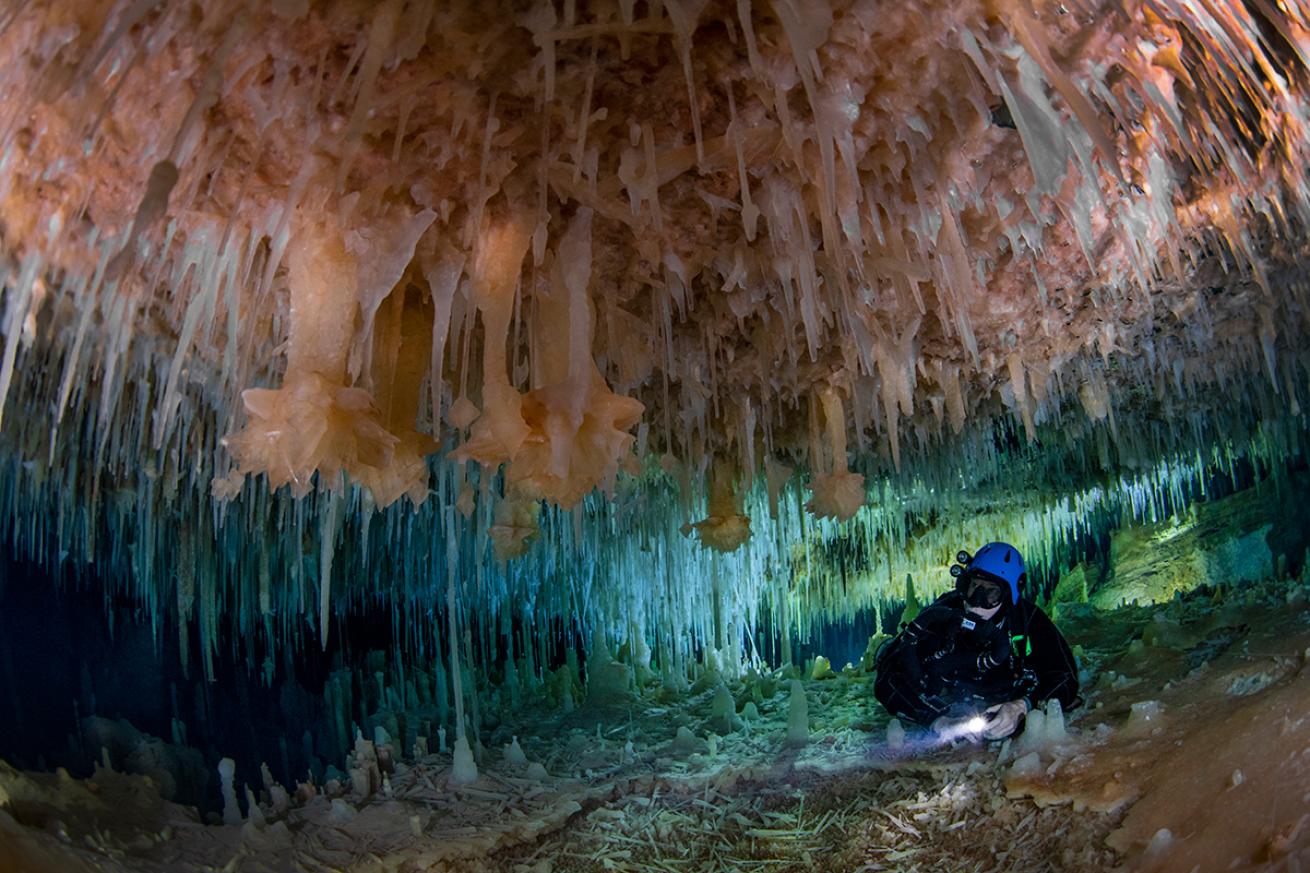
[1,376,1301,699]
[184,0,1310,549]
[218,204,645,523]
[0,0,1306,559]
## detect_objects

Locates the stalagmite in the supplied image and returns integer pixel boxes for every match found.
[902,575,922,626]
[218,758,240,825]
[586,636,633,701]
[261,763,289,814]
[710,683,736,734]
[886,718,906,750]
[444,508,475,785]
[785,679,809,745]
[450,735,478,785]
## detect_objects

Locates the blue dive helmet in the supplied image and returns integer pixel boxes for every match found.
[957,542,1025,605]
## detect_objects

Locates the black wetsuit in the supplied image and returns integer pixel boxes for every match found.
[873,591,1079,726]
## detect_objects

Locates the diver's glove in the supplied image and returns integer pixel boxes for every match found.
[982,699,1029,740]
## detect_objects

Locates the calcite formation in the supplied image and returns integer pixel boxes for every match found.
[2,0,1306,502]
[0,0,1306,668]
[690,462,752,552]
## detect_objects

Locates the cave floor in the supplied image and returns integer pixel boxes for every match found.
[4,577,1310,873]
[485,760,1120,873]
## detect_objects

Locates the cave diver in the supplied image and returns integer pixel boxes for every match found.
[872,542,1079,741]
